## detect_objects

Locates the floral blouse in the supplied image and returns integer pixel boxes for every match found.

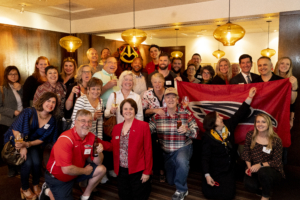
[142,89,166,110]
[119,129,130,168]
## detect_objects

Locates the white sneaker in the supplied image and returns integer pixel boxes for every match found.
[101,174,109,184]
[108,170,117,177]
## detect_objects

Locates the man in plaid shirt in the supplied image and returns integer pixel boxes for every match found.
[149,87,198,200]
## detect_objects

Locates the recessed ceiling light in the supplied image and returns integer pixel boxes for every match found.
[181,33,188,36]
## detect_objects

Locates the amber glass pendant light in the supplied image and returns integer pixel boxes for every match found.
[171,29,183,58]
[261,21,276,58]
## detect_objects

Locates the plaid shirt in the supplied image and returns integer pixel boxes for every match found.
[149,106,198,153]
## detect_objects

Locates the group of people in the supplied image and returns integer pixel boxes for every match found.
[0,44,297,200]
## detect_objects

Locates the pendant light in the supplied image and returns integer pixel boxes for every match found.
[212,43,225,59]
[121,0,147,47]
[260,21,276,58]
[213,0,245,46]
[171,29,183,58]
[59,0,82,52]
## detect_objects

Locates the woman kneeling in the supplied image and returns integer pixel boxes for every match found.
[241,114,284,200]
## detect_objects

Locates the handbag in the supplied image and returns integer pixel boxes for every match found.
[1,136,27,166]
[103,92,117,137]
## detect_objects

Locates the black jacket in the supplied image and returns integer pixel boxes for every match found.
[211,75,226,85]
[201,102,251,178]
[229,72,260,84]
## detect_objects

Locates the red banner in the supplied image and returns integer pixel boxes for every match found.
[177,79,291,147]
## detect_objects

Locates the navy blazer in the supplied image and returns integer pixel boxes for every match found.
[230,72,260,84]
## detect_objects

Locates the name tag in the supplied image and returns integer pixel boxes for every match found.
[197,75,202,79]
[166,80,172,85]
[84,149,91,155]
[238,83,244,84]
[263,146,271,154]
[115,136,119,140]
[44,124,50,129]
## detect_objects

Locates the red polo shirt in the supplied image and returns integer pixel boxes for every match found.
[46,128,96,182]
[145,61,172,74]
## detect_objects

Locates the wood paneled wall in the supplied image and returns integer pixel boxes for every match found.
[0,23,69,85]
[278,11,300,166]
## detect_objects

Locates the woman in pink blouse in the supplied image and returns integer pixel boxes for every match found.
[242,113,284,200]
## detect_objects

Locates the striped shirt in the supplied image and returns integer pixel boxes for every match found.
[149,107,198,153]
[70,95,103,139]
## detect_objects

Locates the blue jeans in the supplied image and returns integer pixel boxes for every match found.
[21,146,41,190]
[163,144,193,192]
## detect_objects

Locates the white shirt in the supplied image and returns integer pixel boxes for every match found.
[241,72,252,84]
[133,73,147,96]
[105,90,143,124]
[9,84,23,112]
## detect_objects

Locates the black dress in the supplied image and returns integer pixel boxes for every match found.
[22,76,44,108]
[211,75,227,85]
[201,102,251,200]
[64,82,78,119]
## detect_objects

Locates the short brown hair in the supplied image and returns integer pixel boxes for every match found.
[34,92,59,116]
[120,98,138,117]
[87,77,103,90]
[159,52,170,61]
[200,65,215,77]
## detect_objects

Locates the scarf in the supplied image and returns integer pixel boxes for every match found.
[210,126,230,146]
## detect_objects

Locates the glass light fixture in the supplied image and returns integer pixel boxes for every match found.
[261,21,276,58]
[121,0,147,47]
[59,0,82,52]
[213,0,245,46]
[213,26,226,59]
[171,29,183,58]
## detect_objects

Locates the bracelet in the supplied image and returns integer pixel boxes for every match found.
[248,96,253,99]
[68,98,73,102]
[292,90,297,92]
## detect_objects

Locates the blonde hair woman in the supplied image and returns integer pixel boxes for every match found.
[212,58,232,85]
[274,57,298,129]
[242,113,284,200]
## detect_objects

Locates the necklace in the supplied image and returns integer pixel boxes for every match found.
[38,113,48,120]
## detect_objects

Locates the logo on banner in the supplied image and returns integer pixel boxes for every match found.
[189,101,278,127]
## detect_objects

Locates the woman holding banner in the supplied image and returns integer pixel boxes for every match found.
[201,87,256,200]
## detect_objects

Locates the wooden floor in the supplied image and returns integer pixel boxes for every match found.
[35,170,258,200]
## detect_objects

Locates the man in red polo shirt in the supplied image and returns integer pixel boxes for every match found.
[40,109,109,200]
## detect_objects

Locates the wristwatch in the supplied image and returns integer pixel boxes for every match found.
[260,162,264,167]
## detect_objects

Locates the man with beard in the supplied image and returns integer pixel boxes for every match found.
[131,57,149,95]
[171,57,189,82]
[41,109,109,200]
[147,53,182,89]
[87,48,102,73]
[99,48,111,69]
[183,53,202,81]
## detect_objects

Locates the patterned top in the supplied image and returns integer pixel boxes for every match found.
[142,89,166,110]
[149,107,198,153]
[241,131,285,178]
[33,81,66,117]
[119,129,130,168]
[70,95,104,139]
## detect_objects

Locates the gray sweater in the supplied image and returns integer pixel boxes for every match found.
[0,86,23,127]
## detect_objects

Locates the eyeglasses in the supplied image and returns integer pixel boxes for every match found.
[82,71,91,74]
[8,73,18,76]
[202,72,210,75]
[77,119,93,125]
[187,68,195,71]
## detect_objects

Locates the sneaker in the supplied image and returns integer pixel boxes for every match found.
[101,174,109,184]
[172,190,188,200]
[108,170,117,178]
[39,182,50,200]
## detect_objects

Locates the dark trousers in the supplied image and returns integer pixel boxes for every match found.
[244,167,281,198]
[151,133,164,172]
[0,124,9,160]
[21,146,41,190]
[118,167,151,200]
[102,133,114,170]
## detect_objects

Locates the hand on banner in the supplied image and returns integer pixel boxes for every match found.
[289,76,298,90]
[248,87,256,98]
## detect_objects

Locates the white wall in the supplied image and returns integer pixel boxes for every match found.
[159,32,279,73]
[0,6,69,33]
